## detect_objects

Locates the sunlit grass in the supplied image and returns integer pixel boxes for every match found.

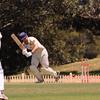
[5,83,100,100]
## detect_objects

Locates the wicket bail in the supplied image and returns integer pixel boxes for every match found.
[81,58,89,83]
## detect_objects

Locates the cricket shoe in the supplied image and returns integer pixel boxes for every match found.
[0,94,8,100]
[34,79,44,83]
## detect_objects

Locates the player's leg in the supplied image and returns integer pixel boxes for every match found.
[30,55,44,82]
[40,49,60,81]
[0,62,8,100]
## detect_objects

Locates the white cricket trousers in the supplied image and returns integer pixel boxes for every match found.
[30,48,57,81]
[0,61,4,94]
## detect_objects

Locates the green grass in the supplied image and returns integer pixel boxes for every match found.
[54,58,100,72]
[5,83,100,100]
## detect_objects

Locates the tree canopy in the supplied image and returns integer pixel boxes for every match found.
[0,0,100,75]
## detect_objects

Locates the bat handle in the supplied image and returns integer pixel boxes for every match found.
[19,44,24,50]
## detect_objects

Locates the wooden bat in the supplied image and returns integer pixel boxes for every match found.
[11,33,24,50]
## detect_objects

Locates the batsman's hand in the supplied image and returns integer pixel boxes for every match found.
[22,48,32,57]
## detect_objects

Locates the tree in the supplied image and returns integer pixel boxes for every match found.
[0,0,99,75]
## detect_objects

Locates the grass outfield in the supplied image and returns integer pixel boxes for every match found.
[5,83,100,100]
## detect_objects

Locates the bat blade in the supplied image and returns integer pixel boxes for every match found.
[11,34,23,50]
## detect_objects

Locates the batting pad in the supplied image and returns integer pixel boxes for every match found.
[0,69,4,91]
[30,65,43,81]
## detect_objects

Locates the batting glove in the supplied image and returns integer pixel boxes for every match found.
[22,49,32,57]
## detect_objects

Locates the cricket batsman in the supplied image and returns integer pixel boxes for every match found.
[19,32,60,83]
[0,32,8,100]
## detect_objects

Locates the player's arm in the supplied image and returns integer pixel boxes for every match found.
[19,43,24,50]
[22,48,32,57]
[31,42,38,53]
[30,39,39,53]
[22,42,32,57]
[22,42,38,57]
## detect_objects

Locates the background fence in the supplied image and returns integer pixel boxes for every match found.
[4,73,100,83]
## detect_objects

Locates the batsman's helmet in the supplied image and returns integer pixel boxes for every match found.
[19,32,28,41]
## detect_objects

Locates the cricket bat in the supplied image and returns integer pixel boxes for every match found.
[11,33,24,50]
